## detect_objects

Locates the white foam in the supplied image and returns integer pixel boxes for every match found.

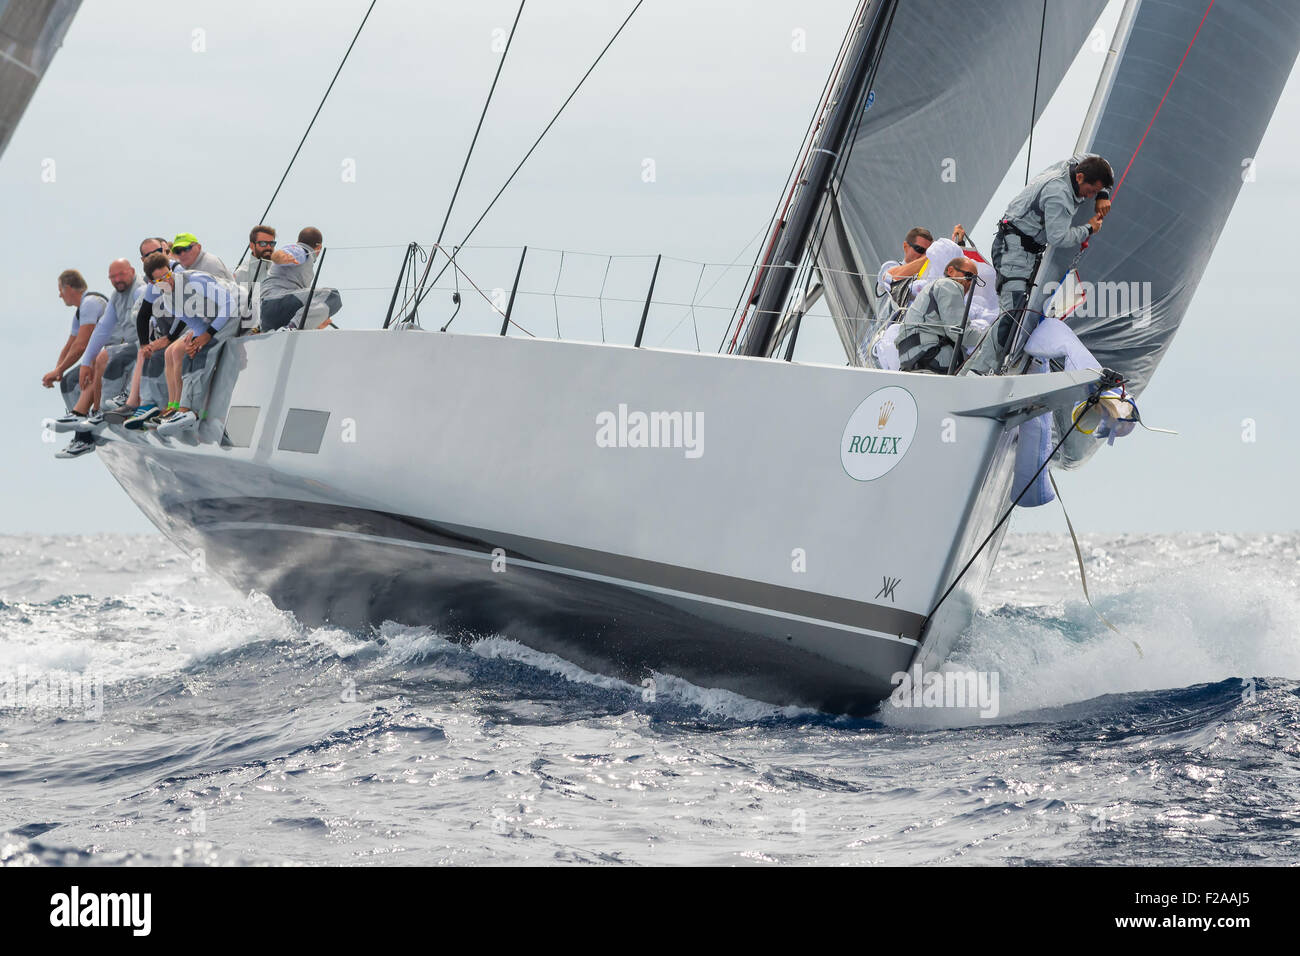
[0,588,302,687]
[468,635,813,721]
[947,536,1300,718]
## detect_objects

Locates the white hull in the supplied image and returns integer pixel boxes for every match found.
[96,329,1097,712]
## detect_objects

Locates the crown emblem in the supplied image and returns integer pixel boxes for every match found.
[877,400,894,429]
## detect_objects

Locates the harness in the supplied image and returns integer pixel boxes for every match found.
[996,163,1080,259]
[996,218,1046,256]
[75,291,108,322]
[896,282,959,374]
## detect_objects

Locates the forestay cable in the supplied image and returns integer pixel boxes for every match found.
[389,0,528,328]
[409,0,644,315]
[237,0,377,268]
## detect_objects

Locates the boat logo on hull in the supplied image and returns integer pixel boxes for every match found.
[840,386,917,481]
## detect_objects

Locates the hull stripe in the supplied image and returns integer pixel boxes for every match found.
[200,516,922,648]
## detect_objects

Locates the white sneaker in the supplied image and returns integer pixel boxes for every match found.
[155,410,198,437]
[45,412,88,433]
[76,411,107,433]
[101,393,131,413]
[55,437,96,459]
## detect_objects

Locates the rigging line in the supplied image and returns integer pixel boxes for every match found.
[722,0,867,353]
[598,255,612,343]
[655,260,709,348]
[1114,0,1215,196]
[393,0,526,327]
[411,0,644,314]
[435,0,525,249]
[1048,471,1142,656]
[236,0,376,269]
[919,376,1119,636]
[552,250,564,338]
[1025,0,1047,186]
[689,261,705,352]
[694,221,768,304]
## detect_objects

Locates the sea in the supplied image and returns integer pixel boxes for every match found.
[1,531,1296,866]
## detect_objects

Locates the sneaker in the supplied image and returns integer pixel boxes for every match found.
[76,410,107,433]
[103,406,137,425]
[101,392,131,413]
[55,437,96,459]
[155,410,198,437]
[124,404,160,430]
[45,411,88,433]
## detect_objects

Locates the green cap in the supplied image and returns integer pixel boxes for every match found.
[172,232,199,248]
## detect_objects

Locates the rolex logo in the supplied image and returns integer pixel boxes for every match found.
[842,386,915,482]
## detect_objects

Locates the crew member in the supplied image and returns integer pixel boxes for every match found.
[42,270,107,454]
[259,226,341,331]
[969,154,1113,374]
[170,231,235,284]
[896,256,980,374]
[140,252,238,436]
[233,224,277,332]
[75,259,146,416]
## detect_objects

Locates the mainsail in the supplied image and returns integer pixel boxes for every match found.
[1042,0,1300,418]
[0,0,80,159]
[815,0,1107,360]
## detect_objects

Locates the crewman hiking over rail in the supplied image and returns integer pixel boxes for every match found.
[966,154,1113,375]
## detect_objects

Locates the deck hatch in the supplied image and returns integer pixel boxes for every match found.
[278,408,331,453]
[221,405,260,448]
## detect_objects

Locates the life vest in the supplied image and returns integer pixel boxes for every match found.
[75,291,108,323]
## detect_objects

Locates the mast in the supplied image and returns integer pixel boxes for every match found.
[737,0,900,357]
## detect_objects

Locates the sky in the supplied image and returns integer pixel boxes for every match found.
[2,0,1297,535]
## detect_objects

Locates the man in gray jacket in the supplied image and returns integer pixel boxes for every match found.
[259,226,342,331]
[971,154,1113,374]
[896,256,980,374]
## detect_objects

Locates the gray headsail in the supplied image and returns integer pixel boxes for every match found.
[0,0,81,159]
[1047,0,1300,412]
[815,0,1107,360]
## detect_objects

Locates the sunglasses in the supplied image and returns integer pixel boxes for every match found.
[909,242,930,256]
[149,269,173,285]
[172,244,194,254]
[952,270,978,280]
[252,239,276,248]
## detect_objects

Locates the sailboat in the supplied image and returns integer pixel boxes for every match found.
[90,0,1299,714]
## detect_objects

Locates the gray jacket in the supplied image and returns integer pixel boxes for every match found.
[896,276,971,373]
[1001,153,1104,251]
